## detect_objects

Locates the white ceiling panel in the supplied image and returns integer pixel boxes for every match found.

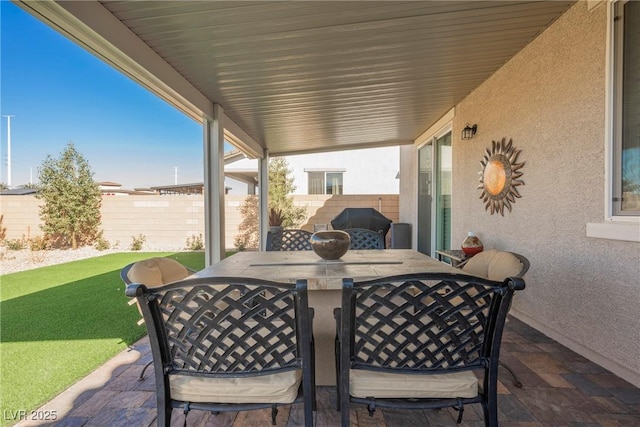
[22,1,575,155]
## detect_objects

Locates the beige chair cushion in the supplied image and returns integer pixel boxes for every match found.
[460,249,497,278]
[462,250,523,281]
[127,257,190,287]
[349,369,478,399]
[487,251,523,281]
[169,369,302,404]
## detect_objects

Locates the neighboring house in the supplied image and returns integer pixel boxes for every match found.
[149,183,232,195]
[98,181,153,196]
[0,188,37,196]
[225,146,400,195]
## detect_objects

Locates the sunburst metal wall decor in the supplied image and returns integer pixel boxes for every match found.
[478,137,525,215]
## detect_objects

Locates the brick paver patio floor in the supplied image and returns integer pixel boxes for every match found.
[17,317,640,426]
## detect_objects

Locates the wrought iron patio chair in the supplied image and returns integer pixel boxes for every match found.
[334,272,525,427]
[461,250,530,388]
[266,228,313,251]
[344,228,384,249]
[126,276,316,427]
[121,257,195,380]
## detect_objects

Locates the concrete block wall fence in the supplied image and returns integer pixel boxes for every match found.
[0,194,399,250]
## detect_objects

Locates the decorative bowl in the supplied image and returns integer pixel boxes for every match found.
[310,230,351,260]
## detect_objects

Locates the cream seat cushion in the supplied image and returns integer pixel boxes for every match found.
[349,369,478,399]
[169,369,302,404]
[127,257,190,287]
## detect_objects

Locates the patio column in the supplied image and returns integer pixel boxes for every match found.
[203,104,226,266]
[258,151,269,251]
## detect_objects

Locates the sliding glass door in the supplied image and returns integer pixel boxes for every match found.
[417,132,452,256]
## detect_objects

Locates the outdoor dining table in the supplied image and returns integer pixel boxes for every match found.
[192,249,460,385]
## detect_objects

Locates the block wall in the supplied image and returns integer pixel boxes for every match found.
[1,194,399,250]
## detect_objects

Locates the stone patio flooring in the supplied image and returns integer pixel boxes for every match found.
[16,317,640,426]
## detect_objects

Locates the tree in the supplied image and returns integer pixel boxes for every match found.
[36,142,102,249]
[233,157,307,250]
[268,157,306,227]
[234,195,259,250]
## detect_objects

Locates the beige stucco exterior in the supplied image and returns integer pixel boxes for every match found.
[400,2,640,386]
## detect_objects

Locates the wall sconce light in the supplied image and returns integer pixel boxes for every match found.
[462,123,478,140]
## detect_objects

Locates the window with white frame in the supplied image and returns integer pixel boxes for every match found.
[306,169,344,195]
[613,0,640,216]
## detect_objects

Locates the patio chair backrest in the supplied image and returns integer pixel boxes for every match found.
[335,272,525,426]
[266,228,313,251]
[126,276,315,427]
[344,228,384,249]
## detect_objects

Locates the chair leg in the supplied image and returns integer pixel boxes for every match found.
[334,336,341,411]
[156,399,172,427]
[138,361,153,381]
[499,360,523,388]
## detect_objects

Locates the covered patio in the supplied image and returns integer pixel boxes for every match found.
[13,0,640,424]
[21,317,640,426]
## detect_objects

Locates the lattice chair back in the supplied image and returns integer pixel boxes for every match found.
[266,228,313,251]
[344,228,385,249]
[121,258,196,381]
[461,250,529,389]
[335,272,525,427]
[126,277,315,427]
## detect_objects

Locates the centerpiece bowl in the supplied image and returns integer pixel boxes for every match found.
[310,230,350,260]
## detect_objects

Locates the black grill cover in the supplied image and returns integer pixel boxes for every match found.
[330,208,393,238]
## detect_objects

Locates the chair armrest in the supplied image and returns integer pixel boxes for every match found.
[125,283,146,298]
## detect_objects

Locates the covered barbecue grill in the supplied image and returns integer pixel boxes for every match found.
[330,208,393,239]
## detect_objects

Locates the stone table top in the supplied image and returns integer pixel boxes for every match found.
[193,249,460,290]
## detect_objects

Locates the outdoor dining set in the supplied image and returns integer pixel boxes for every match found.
[121,212,528,427]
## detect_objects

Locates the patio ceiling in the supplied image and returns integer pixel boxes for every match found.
[19,1,573,157]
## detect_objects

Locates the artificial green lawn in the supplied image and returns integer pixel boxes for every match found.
[0,251,206,425]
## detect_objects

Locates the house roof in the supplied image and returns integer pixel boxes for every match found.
[17,1,574,157]
[0,188,37,196]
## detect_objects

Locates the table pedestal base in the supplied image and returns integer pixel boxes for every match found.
[309,290,340,386]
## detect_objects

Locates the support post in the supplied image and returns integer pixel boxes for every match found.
[258,152,269,251]
[203,105,226,266]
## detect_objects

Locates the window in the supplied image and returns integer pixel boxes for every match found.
[613,0,640,216]
[307,170,344,195]
[589,1,640,241]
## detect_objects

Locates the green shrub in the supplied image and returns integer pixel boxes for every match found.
[0,214,7,243]
[234,238,246,252]
[129,234,146,251]
[185,234,204,250]
[94,236,111,251]
[5,236,27,251]
[28,236,49,252]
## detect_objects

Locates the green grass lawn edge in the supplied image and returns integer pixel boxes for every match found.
[0,251,206,426]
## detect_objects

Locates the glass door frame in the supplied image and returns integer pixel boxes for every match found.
[416,124,452,257]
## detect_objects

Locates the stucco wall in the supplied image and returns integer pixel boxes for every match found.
[0,194,398,250]
[400,2,640,385]
[399,145,417,247]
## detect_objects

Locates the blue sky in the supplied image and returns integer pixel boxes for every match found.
[1,2,212,189]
